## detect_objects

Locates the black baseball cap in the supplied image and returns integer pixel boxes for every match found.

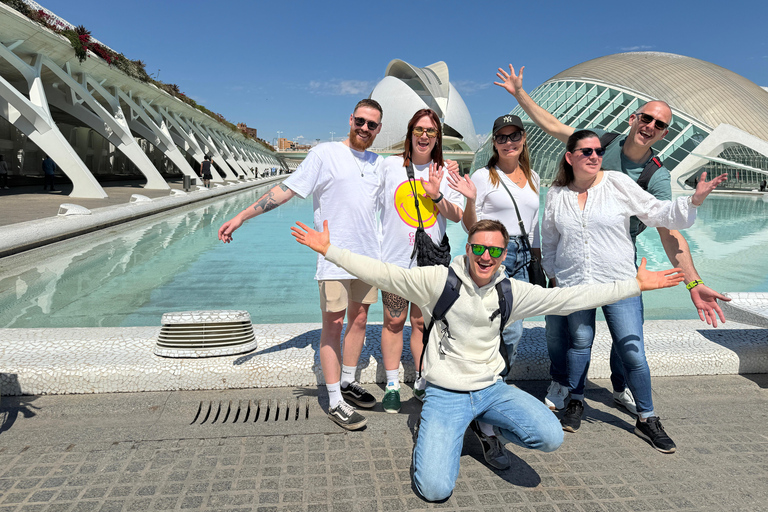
[492,114,524,134]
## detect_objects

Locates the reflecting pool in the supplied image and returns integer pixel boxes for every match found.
[1,183,767,328]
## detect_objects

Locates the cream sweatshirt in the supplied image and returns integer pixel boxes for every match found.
[325,245,640,391]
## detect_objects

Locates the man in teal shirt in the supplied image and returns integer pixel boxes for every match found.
[493,64,729,453]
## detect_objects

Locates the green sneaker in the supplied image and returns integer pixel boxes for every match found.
[413,388,425,402]
[382,388,401,413]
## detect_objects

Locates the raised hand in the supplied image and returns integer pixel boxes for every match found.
[494,64,525,97]
[291,220,330,256]
[420,163,443,200]
[446,167,476,200]
[635,257,684,291]
[691,171,728,206]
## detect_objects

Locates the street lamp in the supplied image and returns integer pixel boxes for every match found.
[276,131,283,150]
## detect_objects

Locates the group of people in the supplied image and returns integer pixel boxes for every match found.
[218,65,728,502]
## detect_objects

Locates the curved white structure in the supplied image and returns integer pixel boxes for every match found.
[0,2,285,197]
[369,59,478,152]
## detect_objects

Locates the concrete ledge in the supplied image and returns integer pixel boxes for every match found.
[1,320,766,396]
[0,176,284,257]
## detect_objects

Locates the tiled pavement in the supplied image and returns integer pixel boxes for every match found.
[1,375,767,511]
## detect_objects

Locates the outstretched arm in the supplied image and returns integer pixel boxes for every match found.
[494,64,574,144]
[656,227,730,327]
[218,183,296,243]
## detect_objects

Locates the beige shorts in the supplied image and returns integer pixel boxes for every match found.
[318,279,378,313]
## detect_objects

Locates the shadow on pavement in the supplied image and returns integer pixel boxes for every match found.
[0,374,40,434]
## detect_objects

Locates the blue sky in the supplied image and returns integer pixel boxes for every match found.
[38,0,767,147]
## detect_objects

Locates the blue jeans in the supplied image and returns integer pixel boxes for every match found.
[412,380,562,501]
[545,295,655,418]
[501,236,530,373]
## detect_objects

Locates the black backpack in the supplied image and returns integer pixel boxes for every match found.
[419,267,514,378]
[599,132,664,236]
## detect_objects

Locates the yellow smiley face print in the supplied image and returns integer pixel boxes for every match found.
[394,179,438,228]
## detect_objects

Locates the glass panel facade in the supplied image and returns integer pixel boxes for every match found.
[471,79,712,185]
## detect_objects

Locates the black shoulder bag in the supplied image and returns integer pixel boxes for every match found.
[497,176,547,287]
[406,163,451,267]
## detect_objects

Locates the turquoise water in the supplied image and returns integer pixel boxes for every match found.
[1,183,767,328]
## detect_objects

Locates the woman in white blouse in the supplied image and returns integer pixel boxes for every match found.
[449,114,541,470]
[541,129,725,450]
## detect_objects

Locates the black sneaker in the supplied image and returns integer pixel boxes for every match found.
[561,399,584,433]
[469,421,510,470]
[327,401,367,430]
[340,381,376,408]
[634,416,676,453]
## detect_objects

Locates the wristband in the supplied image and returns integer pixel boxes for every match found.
[686,279,704,291]
[432,192,444,203]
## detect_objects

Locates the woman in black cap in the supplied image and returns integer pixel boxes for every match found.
[447,114,542,470]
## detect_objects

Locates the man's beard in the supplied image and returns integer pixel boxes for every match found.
[348,127,375,152]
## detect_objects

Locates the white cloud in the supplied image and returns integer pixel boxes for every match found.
[308,79,375,96]
[452,80,491,95]
[620,45,654,51]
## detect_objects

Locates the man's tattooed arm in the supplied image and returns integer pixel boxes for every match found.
[253,190,280,214]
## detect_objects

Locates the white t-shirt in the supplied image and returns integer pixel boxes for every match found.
[379,156,464,269]
[283,141,383,280]
[469,167,541,248]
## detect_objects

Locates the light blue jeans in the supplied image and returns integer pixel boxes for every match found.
[412,380,563,502]
[501,236,531,375]
[545,295,655,418]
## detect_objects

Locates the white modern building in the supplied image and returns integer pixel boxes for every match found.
[0,1,284,198]
[369,59,478,153]
[472,52,768,191]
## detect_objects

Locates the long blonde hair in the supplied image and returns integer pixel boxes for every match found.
[487,137,537,193]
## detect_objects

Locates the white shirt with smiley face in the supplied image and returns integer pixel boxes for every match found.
[378,155,463,269]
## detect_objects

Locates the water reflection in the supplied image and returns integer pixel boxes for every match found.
[1,189,767,327]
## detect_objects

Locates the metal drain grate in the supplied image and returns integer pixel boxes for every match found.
[191,397,311,425]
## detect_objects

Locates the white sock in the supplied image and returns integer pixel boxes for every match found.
[414,376,426,391]
[385,369,400,390]
[340,365,356,387]
[478,421,496,437]
[327,382,343,408]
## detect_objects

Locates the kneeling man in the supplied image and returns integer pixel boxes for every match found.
[291,218,684,502]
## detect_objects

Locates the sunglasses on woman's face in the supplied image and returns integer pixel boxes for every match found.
[571,147,606,157]
[469,244,504,258]
[354,117,380,130]
[412,126,438,138]
[494,131,524,145]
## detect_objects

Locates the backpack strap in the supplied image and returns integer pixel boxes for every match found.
[599,132,620,149]
[637,156,663,191]
[419,267,461,378]
[493,277,514,377]
[633,156,664,236]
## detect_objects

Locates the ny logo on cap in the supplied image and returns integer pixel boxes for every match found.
[504,116,514,123]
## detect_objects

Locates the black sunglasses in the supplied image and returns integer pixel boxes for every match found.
[635,112,669,131]
[571,147,606,157]
[493,131,524,144]
[469,244,504,258]
[354,117,380,131]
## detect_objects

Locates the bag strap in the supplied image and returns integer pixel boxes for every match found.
[599,132,620,149]
[407,163,427,260]
[497,174,532,251]
[419,267,461,378]
[637,156,663,191]
[493,277,514,376]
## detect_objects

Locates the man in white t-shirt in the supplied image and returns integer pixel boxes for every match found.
[218,99,385,430]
